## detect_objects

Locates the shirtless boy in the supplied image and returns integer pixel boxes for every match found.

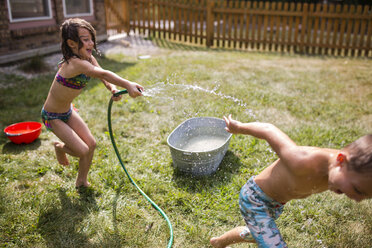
[210,115,372,248]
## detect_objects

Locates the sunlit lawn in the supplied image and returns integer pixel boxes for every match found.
[0,40,371,247]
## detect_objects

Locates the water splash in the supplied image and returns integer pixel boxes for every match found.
[142,81,257,120]
[142,81,276,154]
[141,83,174,100]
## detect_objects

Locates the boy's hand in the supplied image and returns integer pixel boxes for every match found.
[223,114,242,134]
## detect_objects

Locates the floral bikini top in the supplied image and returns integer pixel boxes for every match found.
[55,60,90,90]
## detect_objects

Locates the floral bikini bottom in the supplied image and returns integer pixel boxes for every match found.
[41,106,72,131]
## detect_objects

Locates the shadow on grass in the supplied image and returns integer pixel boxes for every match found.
[2,139,41,154]
[150,37,209,52]
[147,36,250,54]
[171,150,243,193]
[37,188,99,248]
[106,181,127,248]
[95,56,137,80]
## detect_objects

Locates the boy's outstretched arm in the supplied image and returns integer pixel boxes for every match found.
[224,115,298,163]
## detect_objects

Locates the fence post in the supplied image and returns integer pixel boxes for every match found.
[366,11,372,57]
[123,0,130,33]
[206,0,214,47]
[299,3,308,54]
[104,0,110,31]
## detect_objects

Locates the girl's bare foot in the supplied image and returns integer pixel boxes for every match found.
[75,181,91,189]
[54,142,69,166]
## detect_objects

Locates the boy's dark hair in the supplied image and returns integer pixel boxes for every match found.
[344,134,372,173]
[60,18,97,62]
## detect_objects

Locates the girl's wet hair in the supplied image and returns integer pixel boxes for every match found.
[60,18,97,62]
[344,134,372,174]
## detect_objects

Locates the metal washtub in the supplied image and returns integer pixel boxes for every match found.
[167,117,232,176]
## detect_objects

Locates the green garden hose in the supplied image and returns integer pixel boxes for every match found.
[107,89,173,248]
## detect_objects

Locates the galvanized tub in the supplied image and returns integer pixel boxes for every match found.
[167,117,232,176]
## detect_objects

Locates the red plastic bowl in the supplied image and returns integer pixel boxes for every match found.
[4,121,42,144]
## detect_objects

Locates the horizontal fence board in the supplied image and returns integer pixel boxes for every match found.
[105,0,372,57]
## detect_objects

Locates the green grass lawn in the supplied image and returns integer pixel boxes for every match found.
[0,41,371,248]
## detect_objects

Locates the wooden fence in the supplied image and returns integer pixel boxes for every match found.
[104,0,372,57]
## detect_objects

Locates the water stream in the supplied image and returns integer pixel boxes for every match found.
[141,81,273,154]
[142,81,257,121]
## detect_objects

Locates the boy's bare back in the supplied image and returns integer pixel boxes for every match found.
[224,114,372,203]
[254,146,336,203]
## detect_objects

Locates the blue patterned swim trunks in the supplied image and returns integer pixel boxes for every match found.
[239,176,287,248]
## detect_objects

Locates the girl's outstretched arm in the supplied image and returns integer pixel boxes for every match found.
[75,58,143,98]
[91,56,122,101]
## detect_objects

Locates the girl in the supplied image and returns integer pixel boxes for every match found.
[42,18,143,188]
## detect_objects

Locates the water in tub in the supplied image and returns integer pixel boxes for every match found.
[182,135,227,152]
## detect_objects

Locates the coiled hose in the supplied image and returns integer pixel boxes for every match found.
[107,89,173,248]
